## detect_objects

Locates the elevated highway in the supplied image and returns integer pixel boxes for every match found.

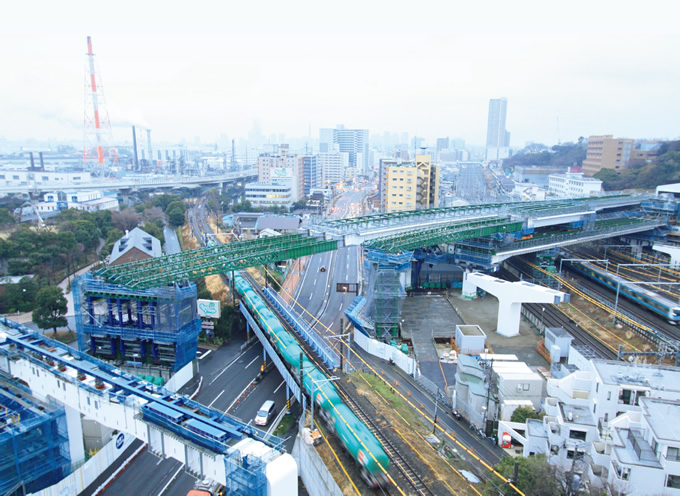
[0,169,257,197]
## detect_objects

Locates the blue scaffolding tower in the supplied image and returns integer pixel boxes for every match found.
[0,375,71,495]
[73,273,202,372]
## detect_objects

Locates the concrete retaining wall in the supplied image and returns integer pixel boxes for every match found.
[292,435,343,496]
[353,329,418,375]
[34,432,136,496]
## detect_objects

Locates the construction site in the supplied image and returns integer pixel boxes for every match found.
[73,273,202,373]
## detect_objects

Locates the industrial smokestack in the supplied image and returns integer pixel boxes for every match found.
[29,152,35,171]
[132,126,139,170]
[39,152,45,170]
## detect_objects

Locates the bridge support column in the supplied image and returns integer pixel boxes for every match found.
[117,298,123,325]
[107,298,114,326]
[463,272,569,338]
[462,271,478,299]
[653,243,680,267]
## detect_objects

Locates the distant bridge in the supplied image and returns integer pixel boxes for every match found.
[0,169,258,197]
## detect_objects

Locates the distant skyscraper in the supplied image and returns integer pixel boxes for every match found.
[486,98,511,161]
[319,125,369,174]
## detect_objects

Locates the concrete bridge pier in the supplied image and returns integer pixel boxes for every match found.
[463,272,569,337]
[653,243,680,267]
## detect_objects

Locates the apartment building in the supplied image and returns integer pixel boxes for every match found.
[548,172,602,197]
[582,135,658,176]
[509,359,680,494]
[379,154,440,213]
[256,144,303,202]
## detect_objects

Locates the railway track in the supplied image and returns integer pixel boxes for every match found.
[335,382,436,496]
[241,269,434,495]
[566,271,680,342]
[499,266,617,359]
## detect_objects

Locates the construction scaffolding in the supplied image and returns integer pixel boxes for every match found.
[224,444,274,496]
[362,249,412,339]
[0,374,71,495]
[74,273,202,372]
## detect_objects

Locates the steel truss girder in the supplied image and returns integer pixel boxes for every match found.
[99,236,338,289]
[365,218,524,253]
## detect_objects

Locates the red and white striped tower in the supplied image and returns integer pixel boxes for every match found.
[83,35,117,170]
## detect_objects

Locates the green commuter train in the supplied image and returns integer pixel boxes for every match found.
[233,273,390,487]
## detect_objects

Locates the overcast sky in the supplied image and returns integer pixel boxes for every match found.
[1,0,678,148]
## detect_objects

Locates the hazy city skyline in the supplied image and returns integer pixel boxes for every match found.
[1,0,678,148]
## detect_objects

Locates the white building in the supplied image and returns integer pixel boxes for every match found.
[514,359,680,495]
[317,151,349,186]
[245,183,293,208]
[256,144,303,202]
[0,170,92,189]
[44,190,119,213]
[319,125,369,174]
[454,354,544,429]
[548,172,602,197]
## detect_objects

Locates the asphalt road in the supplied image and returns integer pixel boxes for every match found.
[163,225,181,255]
[290,188,366,335]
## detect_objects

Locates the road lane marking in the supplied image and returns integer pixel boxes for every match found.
[198,349,212,360]
[244,356,258,369]
[156,463,184,496]
[209,348,255,385]
[226,377,258,413]
[208,390,224,408]
[273,380,285,394]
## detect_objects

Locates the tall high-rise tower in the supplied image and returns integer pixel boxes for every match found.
[83,36,117,171]
[485,98,510,161]
[319,125,369,174]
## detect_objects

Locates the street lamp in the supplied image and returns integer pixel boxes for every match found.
[310,376,339,430]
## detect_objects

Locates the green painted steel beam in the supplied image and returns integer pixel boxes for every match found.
[99,236,338,289]
[365,218,524,253]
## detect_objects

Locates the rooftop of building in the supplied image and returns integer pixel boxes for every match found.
[560,403,596,426]
[641,397,680,442]
[546,327,570,338]
[591,360,680,392]
[458,353,483,370]
[109,227,162,265]
[255,215,301,232]
[457,324,485,336]
[456,371,487,397]
[527,419,548,438]
[613,427,662,469]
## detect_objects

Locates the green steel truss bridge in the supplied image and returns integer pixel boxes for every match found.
[97,194,666,289]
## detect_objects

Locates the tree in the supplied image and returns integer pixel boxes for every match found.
[142,206,167,225]
[167,208,186,227]
[166,200,186,215]
[491,455,565,496]
[32,286,68,336]
[511,406,542,423]
[142,222,165,244]
[112,208,141,232]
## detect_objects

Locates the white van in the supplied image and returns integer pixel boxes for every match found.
[254,400,277,426]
